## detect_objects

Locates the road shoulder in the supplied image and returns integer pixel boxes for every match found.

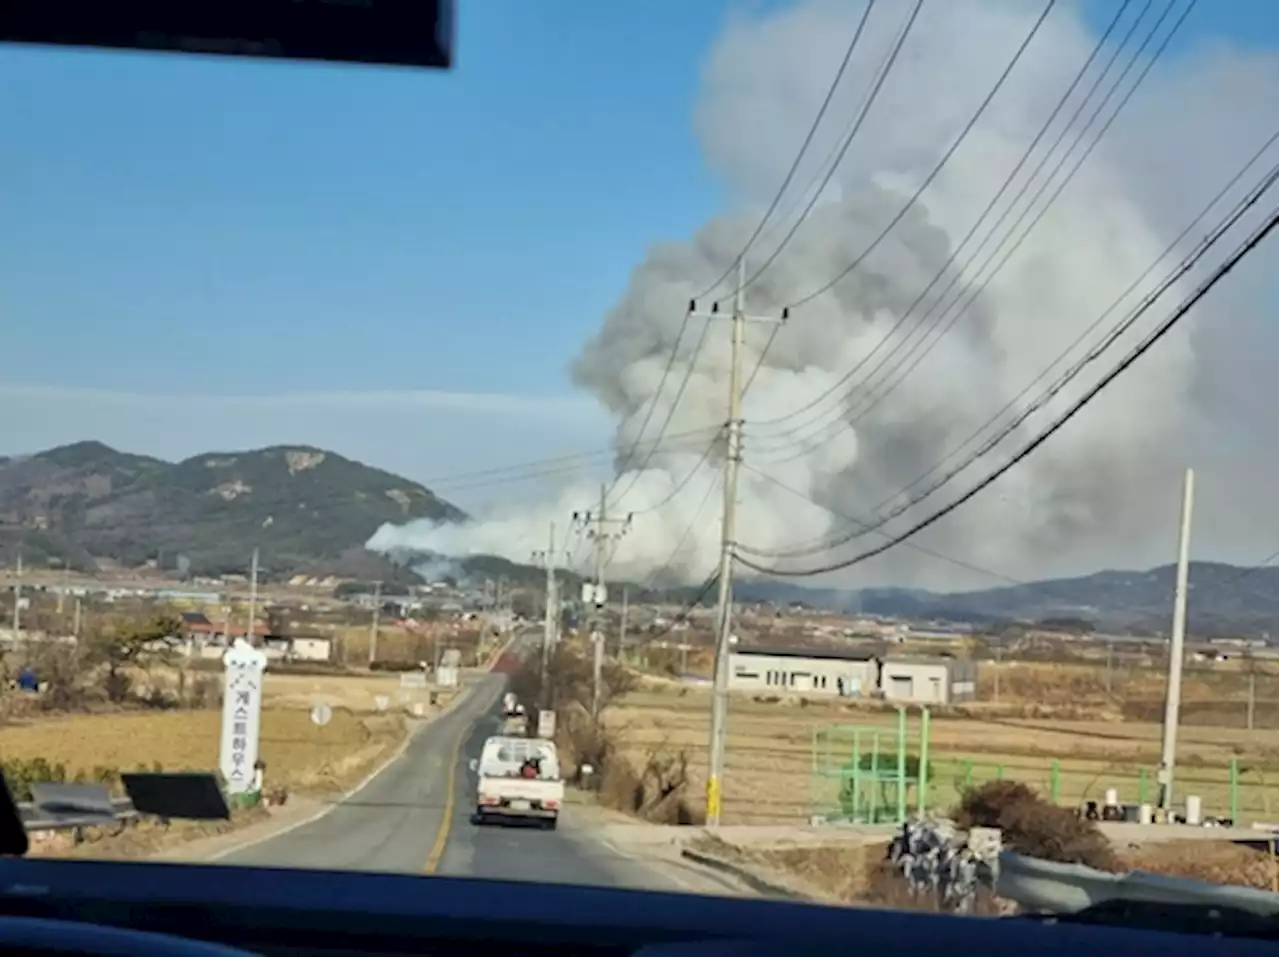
[154,680,479,863]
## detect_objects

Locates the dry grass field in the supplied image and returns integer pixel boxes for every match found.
[603,665,1279,826]
[1,670,458,799]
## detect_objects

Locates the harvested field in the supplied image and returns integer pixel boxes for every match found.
[1,671,459,798]
[602,684,1278,826]
[7,672,463,861]
[1124,839,1279,891]
[0,707,408,796]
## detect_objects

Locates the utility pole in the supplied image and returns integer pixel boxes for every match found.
[1104,634,1114,696]
[531,522,564,709]
[11,547,22,636]
[690,258,786,827]
[1157,468,1195,813]
[368,580,382,667]
[1245,651,1256,731]
[57,562,69,614]
[244,547,260,645]
[993,636,1003,703]
[572,484,632,721]
[619,586,629,661]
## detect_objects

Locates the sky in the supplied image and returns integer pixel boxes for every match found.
[2,1,1277,583]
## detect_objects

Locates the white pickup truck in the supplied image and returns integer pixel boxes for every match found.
[469,735,563,830]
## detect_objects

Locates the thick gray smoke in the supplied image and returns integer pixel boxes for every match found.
[370,0,1278,589]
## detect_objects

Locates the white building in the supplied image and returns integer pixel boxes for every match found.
[289,636,333,662]
[880,657,978,705]
[727,645,880,697]
[727,645,980,705]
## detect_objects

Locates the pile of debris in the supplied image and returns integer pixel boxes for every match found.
[885,817,1002,914]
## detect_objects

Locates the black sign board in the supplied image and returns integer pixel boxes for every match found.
[0,773,29,857]
[0,0,455,70]
[122,772,231,821]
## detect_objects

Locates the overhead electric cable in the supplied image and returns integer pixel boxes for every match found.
[740,161,1277,558]
[735,207,1278,577]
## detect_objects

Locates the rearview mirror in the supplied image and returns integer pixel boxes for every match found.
[468,759,478,772]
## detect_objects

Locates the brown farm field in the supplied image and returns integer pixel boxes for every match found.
[603,673,1279,826]
[1,670,459,799]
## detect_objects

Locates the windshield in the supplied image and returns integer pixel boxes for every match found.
[1,0,1277,932]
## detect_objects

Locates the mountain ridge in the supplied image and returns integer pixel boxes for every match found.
[0,440,466,579]
[729,562,1277,640]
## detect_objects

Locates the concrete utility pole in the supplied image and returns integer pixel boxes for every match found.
[1104,634,1114,696]
[244,547,260,644]
[690,257,786,827]
[619,586,629,660]
[11,547,22,636]
[1157,468,1195,813]
[368,580,383,667]
[57,562,69,614]
[1245,656,1256,731]
[572,484,632,721]
[531,522,565,709]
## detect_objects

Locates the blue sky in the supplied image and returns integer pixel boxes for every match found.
[1,0,1276,508]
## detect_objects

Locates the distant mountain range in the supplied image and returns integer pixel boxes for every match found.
[2,441,1273,639]
[0,441,465,579]
[725,563,1277,640]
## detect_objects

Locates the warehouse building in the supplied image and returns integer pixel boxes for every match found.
[727,645,880,697]
[880,657,978,705]
[727,645,979,705]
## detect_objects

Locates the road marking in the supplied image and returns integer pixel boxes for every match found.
[423,709,470,874]
[204,682,476,863]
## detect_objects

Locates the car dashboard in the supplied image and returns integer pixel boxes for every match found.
[0,856,1269,957]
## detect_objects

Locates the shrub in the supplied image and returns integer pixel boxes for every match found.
[2,757,123,802]
[952,780,1118,871]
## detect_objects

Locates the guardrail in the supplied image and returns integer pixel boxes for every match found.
[17,797,136,833]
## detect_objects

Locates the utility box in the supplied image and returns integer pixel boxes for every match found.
[536,709,556,740]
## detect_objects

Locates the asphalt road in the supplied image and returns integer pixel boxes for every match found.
[218,668,696,893]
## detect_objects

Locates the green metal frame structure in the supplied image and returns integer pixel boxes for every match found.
[810,708,932,825]
[811,710,1256,824]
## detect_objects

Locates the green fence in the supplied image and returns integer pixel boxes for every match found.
[810,710,934,824]
[811,713,1277,825]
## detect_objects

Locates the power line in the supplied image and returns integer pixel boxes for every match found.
[718,0,927,305]
[752,0,1169,454]
[849,132,1277,515]
[747,0,923,256]
[742,463,1280,642]
[627,424,725,517]
[747,155,1274,560]
[642,570,720,645]
[605,319,714,511]
[639,476,723,590]
[693,0,879,301]
[769,0,1196,454]
[737,462,1029,585]
[773,0,1059,317]
[610,3,885,512]
[735,206,1278,578]
[601,308,708,507]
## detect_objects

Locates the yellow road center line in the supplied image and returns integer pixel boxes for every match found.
[423,716,469,874]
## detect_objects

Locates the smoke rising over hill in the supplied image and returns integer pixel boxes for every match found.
[369,0,1278,590]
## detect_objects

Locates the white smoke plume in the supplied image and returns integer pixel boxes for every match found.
[369,0,1277,590]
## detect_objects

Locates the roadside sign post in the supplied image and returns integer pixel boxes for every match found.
[220,639,267,795]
